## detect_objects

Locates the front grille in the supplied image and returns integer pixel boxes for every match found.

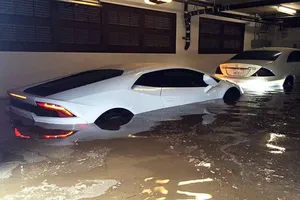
[10,99,60,117]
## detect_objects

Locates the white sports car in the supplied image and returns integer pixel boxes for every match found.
[215,47,300,91]
[8,63,243,126]
[11,101,222,145]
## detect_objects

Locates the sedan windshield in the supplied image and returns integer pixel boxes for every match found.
[231,50,282,61]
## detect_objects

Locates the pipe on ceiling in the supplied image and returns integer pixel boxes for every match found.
[228,0,300,10]
[216,12,276,25]
[184,0,191,50]
[263,14,300,20]
[173,0,216,7]
[182,0,281,50]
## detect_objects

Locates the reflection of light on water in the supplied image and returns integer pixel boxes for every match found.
[178,178,213,186]
[156,179,170,184]
[142,177,213,199]
[269,150,284,154]
[266,144,286,152]
[142,178,169,197]
[128,134,147,138]
[195,162,211,168]
[142,189,152,194]
[266,133,286,154]
[177,190,212,200]
[145,177,154,182]
[268,133,285,142]
[154,186,168,194]
[156,197,166,200]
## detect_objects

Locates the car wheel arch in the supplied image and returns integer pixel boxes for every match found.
[223,87,241,105]
[283,75,295,92]
[284,75,295,83]
[95,108,134,122]
[94,108,134,130]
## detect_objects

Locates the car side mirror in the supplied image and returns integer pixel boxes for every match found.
[203,74,218,87]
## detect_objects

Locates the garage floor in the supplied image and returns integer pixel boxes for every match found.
[1,86,300,200]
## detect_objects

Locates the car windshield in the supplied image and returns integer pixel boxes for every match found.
[230,50,282,61]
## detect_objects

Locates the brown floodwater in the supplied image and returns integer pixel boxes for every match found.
[1,86,300,200]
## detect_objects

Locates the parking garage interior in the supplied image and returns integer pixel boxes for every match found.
[1,0,300,199]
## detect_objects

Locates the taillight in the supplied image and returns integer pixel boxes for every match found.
[215,67,223,75]
[43,131,75,139]
[9,93,27,100]
[252,68,275,77]
[36,102,75,117]
[14,128,30,139]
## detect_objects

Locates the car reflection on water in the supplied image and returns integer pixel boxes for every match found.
[11,101,226,146]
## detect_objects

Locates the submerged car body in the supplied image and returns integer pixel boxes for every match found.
[215,47,300,90]
[8,63,242,125]
[12,101,225,145]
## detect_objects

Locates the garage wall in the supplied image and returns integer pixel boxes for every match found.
[0,0,253,98]
[270,27,300,48]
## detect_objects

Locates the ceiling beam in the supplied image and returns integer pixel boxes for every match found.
[173,0,216,7]
[228,0,300,10]
[175,0,300,11]
[216,12,276,25]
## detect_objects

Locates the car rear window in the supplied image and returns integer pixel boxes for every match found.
[24,69,124,97]
[230,50,282,61]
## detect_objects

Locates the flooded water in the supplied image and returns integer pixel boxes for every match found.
[1,86,300,200]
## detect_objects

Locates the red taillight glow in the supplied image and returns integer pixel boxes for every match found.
[10,93,27,100]
[43,131,74,139]
[36,102,74,117]
[79,124,88,129]
[14,128,30,139]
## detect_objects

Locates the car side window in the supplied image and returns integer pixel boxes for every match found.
[134,71,165,87]
[287,51,300,62]
[162,69,208,87]
[134,69,208,88]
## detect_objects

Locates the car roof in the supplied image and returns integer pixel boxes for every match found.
[249,47,299,53]
[100,63,203,74]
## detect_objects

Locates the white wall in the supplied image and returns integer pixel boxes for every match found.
[270,26,300,48]
[0,0,253,98]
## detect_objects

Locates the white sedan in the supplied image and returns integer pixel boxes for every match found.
[8,63,243,125]
[215,47,300,91]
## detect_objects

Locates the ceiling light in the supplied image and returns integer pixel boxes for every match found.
[145,0,172,5]
[277,6,296,15]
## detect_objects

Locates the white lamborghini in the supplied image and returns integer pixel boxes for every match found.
[11,101,222,145]
[8,63,243,125]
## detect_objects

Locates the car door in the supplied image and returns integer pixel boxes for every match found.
[159,69,218,108]
[131,70,165,113]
